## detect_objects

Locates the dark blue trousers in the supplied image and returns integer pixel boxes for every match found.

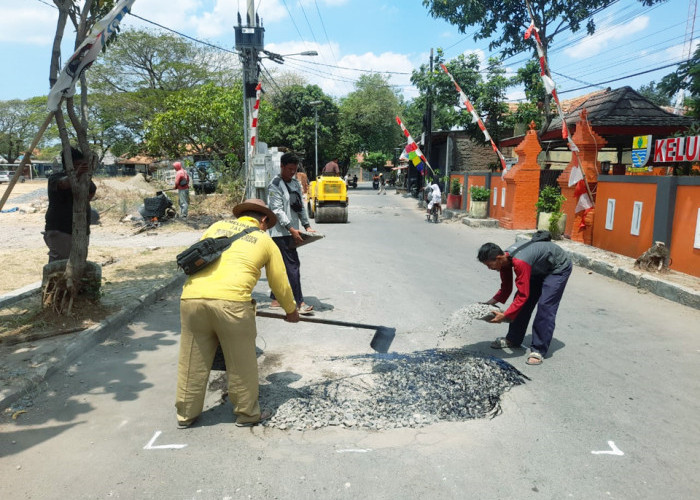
[270,236,303,305]
[506,263,572,356]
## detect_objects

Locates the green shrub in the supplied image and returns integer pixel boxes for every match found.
[469,185,490,201]
[450,179,462,195]
[535,186,565,213]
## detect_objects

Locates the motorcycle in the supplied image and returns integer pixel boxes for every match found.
[372,177,379,190]
[346,177,357,189]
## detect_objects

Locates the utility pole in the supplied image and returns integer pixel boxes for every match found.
[235,0,264,199]
[424,48,434,187]
[309,101,321,180]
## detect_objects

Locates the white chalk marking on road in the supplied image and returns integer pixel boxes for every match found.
[344,290,356,294]
[336,448,372,453]
[591,441,624,455]
[118,420,128,429]
[143,431,187,450]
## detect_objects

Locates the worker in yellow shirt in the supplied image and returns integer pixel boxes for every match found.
[176,199,299,429]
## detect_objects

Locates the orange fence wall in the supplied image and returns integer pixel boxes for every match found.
[593,181,656,259]
[490,175,507,221]
[466,175,487,212]
[669,184,700,276]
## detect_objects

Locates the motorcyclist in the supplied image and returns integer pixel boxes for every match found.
[427,180,442,216]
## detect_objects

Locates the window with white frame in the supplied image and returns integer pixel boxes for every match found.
[630,201,643,236]
[605,199,615,230]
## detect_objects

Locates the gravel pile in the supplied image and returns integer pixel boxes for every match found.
[439,303,501,339]
[261,349,527,431]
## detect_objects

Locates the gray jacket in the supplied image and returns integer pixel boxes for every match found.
[267,175,310,238]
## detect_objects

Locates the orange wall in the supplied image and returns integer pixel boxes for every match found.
[669,185,700,277]
[593,182,656,258]
[490,176,507,221]
[466,176,487,211]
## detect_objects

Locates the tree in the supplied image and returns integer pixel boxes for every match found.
[659,45,700,118]
[144,83,245,169]
[43,0,119,314]
[422,0,664,131]
[338,74,403,158]
[262,83,338,173]
[0,98,47,163]
[637,81,672,107]
[360,151,389,171]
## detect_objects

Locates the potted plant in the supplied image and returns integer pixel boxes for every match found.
[469,185,490,218]
[447,178,462,210]
[535,186,567,238]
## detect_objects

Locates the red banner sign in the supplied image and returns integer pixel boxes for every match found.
[654,136,700,163]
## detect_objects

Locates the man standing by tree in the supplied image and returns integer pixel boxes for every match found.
[173,161,189,218]
[43,147,96,263]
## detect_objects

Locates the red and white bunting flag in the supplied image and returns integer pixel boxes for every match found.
[249,81,262,157]
[524,17,595,218]
[48,0,136,111]
[440,64,508,173]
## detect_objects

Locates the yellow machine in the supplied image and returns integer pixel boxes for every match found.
[307,175,349,223]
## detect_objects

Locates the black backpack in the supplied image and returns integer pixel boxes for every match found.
[176,227,259,275]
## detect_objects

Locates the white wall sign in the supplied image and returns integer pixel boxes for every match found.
[493,187,498,206]
[694,208,700,249]
[501,187,506,207]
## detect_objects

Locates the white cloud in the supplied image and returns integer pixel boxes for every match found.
[564,15,650,59]
[0,6,58,45]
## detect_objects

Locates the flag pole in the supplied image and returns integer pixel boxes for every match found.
[0,111,55,212]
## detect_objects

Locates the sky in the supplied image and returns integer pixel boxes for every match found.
[0,0,697,105]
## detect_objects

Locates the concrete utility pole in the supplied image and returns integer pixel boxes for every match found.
[309,101,321,180]
[235,0,264,199]
[424,48,433,186]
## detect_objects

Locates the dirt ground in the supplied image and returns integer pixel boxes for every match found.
[0,175,240,341]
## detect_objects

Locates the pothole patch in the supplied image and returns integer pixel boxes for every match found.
[257,349,527,431]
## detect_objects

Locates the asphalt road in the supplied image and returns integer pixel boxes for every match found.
[1,184,699,499]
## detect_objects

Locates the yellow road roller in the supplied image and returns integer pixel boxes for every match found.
[307,175,349,223]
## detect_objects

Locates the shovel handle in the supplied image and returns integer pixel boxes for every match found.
[256,310,381,331]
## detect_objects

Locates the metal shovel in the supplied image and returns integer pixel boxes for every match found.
[256,310,396,353]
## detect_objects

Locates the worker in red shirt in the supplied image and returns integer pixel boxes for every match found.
[478,239,572,365]
[173,161,189,218]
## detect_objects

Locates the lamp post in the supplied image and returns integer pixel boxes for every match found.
[309,100,321,180]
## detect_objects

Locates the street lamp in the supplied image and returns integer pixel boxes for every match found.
[262,50,318,64]
[309,100,322,179]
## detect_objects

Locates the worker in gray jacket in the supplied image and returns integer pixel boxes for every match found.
[267,152,315,315]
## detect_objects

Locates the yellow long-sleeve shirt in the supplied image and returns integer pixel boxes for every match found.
[180,217,296,313]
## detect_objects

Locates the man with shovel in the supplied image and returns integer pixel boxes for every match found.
[477,238,572,365]
[176,199,299,429]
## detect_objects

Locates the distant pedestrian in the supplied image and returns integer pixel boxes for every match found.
[477,238,572,365]
[176,199,299,428]
[377,173,386,195]
[43,147,97,262]
[173,161,189,218]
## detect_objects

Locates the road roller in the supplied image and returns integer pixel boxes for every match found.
[307,175,349,223]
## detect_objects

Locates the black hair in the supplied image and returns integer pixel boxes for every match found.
[238,210,264,222]
[280,152,299,166]
[477,242,504,263]
[61,146,85,167]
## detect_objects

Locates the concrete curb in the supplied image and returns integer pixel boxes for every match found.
[514,234,700,310]
[0,281,42,308]
[0,273,187,411]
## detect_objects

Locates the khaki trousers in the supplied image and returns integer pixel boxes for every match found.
[176,299,260,425]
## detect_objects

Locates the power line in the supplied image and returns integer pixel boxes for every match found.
[558,61,682,94]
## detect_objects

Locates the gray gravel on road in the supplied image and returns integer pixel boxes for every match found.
[253,349,527,431]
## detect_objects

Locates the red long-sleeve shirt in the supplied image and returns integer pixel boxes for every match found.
[491,255,533,320]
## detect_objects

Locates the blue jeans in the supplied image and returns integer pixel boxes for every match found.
[506,263,572,356]
[270,236,303,305]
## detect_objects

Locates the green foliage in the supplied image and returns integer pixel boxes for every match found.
[548,211,564,239]
[144,83,244,165]
[0,97,48,163]
[469,185,490,201]
[505,102,542,131]
[535,186,565,213]
[637,81,672,107]
[338,74,403,157]
[361,151,389,171]
[450,178,462,195]
[263,84,338,167]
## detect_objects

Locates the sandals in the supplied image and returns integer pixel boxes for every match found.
[490,337,520,349]
[298,303,314,316]
[235,409,272,427]
[526,351,544,365]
